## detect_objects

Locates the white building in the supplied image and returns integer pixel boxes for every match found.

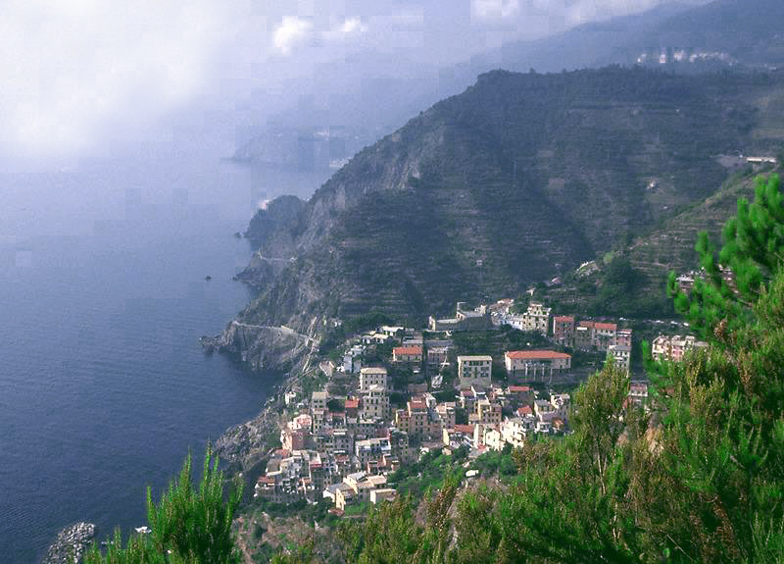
[457,355,493,389]
[360,367,388,392]
[343,344,364,374]
[608,344,631,373]
[500,416,536,449]
[360,386,389,420]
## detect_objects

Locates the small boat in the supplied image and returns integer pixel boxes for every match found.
[135,526,151,534]
[204,275,212,281]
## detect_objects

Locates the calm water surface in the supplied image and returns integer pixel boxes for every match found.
[0,150,286,563]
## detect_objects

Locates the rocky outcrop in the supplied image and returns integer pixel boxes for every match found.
[215,394,286,472]
[201,322,315,372]
[42,522,96,564]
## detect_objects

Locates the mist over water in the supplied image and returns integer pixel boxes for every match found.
[0,147,297,563]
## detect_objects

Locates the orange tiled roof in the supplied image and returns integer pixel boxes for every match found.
[394,345,423,355]
[505,350,571,360]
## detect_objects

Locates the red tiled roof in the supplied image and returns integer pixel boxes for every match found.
[517,406,533,416]
[408,400,427,411]
[394,346,423,355]
[344,399,359,409]
[508,385,532,393]
[578,320,595,328]
[505,350,571,360]
[594,322,617,331]
[454,424,475,434]
[554,316,575,323]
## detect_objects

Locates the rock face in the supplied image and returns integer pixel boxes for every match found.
[42,522,96,564]
[202,321,314,373]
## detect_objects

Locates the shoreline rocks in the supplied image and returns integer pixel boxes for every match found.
[200,322,314,373]
[43,522,96,564]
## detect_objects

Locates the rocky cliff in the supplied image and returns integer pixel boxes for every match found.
[224,66,784,363]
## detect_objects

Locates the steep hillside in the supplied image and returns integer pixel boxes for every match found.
[224,67,784,350]
[538,161,783,319]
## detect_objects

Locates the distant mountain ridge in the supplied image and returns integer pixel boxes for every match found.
[226,67,784,354]
[236,0,784,173]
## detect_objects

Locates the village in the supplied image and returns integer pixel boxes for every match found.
[253,299,708,516]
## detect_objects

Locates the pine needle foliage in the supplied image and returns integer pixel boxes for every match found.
[83,446,243,564]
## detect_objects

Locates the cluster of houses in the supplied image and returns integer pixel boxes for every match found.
[256,298,710,512]
[488,300,634,373]
[255,358,578,513]
[651,334,708,362]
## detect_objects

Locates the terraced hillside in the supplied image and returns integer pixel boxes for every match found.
[629,165,780,279]
[232,66,784,346]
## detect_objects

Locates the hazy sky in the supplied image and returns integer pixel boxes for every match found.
[0,0,682,166]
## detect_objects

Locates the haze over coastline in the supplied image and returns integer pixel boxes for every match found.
[0,1,716,562]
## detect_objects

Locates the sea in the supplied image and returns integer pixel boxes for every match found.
[0,139,330,563]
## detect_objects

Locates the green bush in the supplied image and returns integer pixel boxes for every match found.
[84,446,242,564]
